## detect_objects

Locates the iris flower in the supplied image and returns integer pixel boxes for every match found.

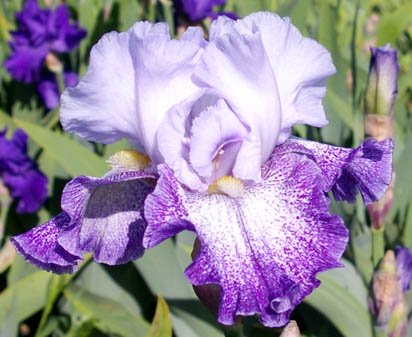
[12,13,393,327]
[0,129,47,213]
[4,0,86,109]
[174,0,235,21]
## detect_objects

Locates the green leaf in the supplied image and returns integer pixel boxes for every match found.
[305,259,372,337]
[13,118,107,177]
[134,240,196,299]
[64,284,149,337]
[146,296,172,337]
[0,271,52,326]
[376,2,412,45]
[75,262,143,316]
[35,274,73,337]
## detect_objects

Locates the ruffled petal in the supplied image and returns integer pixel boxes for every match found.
[11,213,81,274]
[144,157,348,327]
[129,24,204,161]
[273,137,393,204]
[193,25,281,181]
[60,27,140,145]
[189,99,247,180]
[57,170,156,265]
[210,13,336,143]
[157,92,207,191]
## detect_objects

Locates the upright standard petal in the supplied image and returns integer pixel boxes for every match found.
[210,13,336,143]
[60,28,139,144]
[144,156,348,327]
[273,137,393,204]
[189,99,248,181]
[129,24,204,161]
[193,28,281,181]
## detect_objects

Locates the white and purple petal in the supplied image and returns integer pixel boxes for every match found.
[144,155,348,327]
[273,137,393,204]
[193,24,281,181]
[61,22,205,160]
[210,13,336,143]
[189,99,247,181]
[57,170,156,265]
[129,24,205,161]
[11,170,155,273]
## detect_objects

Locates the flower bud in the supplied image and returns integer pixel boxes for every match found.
[365,46,398,230]
[371,250,399,327]
[45,53,63,74]
[371,248,412,337]
[365,45,398,116]
[280,320,300,337]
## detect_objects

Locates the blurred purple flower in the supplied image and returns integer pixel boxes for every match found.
[11,13,393,327]
[174,0,235,21]
[4,0,86,109]
[0,129,47,213]
[395,246,412,292]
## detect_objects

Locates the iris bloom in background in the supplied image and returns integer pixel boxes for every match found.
[12,13,393,327]
[174,0,235,21]
[4,0,86,109]
[0,129,47,213]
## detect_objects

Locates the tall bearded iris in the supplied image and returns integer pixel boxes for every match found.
[4,0,86,109]
[12,13,393,327]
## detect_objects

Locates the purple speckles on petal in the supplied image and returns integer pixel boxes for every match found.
[144,153,348,327]
[11,212,81,274]
[12,170,156,273]
[274,137,393,205]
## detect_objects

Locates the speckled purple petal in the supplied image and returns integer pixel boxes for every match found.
[273,137,393,204]
[57,170,156,265]
[144,156,348,327]
[11,212,81,274]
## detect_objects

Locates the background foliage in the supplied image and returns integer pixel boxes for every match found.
[0,0,412,336]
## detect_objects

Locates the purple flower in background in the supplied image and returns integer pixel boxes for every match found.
[4,0,86,109]
[174,0,235,21]
[12,13,393,327]
[0,129,47,213]
[395,247,412,292]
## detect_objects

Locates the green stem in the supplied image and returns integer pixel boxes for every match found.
[34,255,93,337]
[372,227,385,267]
[147,0,156,22]
[42,70,64,129]
[0,181,11,244]
[373,325,387,337]
[161,0,175,37]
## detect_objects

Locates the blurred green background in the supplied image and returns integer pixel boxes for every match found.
[0,0,412,336]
